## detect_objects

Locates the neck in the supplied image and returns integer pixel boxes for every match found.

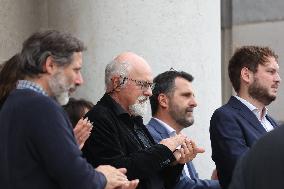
[24,75,51,96]
[237,91,265,111]
[154,111,183,134]
[109,92,130,114]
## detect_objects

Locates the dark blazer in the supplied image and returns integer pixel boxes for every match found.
[209,96,278,189]
[229,126,284,189]
[147,118,221,189]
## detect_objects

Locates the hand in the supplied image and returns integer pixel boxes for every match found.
[96,165,130,189]
[211,168,218,180]
[173,139,195,164]
[191,140,205,158]
[173,139,205,164]
[159,134,187,151]
[73,118,93,149]
[116,179,139,189]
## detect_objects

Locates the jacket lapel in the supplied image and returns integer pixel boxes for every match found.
[228,96,267,134]
[266,115,279,129]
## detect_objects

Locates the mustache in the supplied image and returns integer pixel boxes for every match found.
[137,96,149,103]
[271,84,279,89]
[185,107,194,112]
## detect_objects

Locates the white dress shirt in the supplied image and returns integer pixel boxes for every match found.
[154,118,191,178]
[235,96,274,132]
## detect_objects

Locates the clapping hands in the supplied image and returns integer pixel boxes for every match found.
[73,117,93,149]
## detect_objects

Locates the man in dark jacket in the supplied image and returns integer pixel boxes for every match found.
[210,46,280,189]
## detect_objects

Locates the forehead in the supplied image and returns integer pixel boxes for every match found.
[259,56,279,70]
[69,52,83,67]
[129,62,153,81]
[174,77,194,92]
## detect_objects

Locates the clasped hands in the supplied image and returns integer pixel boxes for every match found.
[159,134,205,164]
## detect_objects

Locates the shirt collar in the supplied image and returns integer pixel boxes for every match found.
[153,117,176,137]
[235,95,268,120]
[16,80,48,96]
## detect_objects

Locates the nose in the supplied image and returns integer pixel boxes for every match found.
[190,97,198,107]
[143,86,152,97]
[75,72,84,86]
[275,72,281,83]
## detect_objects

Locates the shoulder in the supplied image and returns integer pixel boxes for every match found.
[146,119,164,143]
[85,102,115,124]
[10,89,62,114]
[211,101,238,120]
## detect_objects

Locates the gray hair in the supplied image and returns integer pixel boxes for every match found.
[20,30,86,78]
[105,60,130,92]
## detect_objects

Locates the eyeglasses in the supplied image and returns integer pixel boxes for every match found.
[120,76,155,91]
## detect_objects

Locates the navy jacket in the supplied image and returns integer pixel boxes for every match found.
[0,89,106,189]
[210,96,278,189]
[147,118,221,189]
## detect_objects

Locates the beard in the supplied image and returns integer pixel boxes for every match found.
[248,77,276,106]
[48,71,74,105]
[169,100,194,128]
[129,95,148,117]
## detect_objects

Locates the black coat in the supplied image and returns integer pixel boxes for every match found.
[82,94,183,189]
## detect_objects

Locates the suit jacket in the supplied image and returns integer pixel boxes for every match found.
[210,96,278,189]
[229,126,284,189]
[147,118,221,189]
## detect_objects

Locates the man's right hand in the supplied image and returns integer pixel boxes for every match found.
[95,165,139,189]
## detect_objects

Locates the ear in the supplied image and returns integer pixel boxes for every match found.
[44,56,57,75]
[158,93,169,109]
[240,67,253,84]
[112,76,121,92]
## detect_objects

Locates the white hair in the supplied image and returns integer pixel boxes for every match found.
[105,60,130,92]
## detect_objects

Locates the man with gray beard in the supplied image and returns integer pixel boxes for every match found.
[210,46,281,189]
[0,30,139,189]
[82,52,200,189]
[146,70,220,189]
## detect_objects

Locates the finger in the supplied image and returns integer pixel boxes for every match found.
[195,147,205,153]
[190,140,205,153]
[173,150,181,161]
[186,140,193,153]
[181,142,189,155]
[76,123,91,138]
[73,118,84,133]
[179,147,185,159]
[115,172,128,180]
[117,168,127,174]
[127,179,139,189]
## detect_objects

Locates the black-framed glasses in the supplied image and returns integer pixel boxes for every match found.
[120,76,155,91]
